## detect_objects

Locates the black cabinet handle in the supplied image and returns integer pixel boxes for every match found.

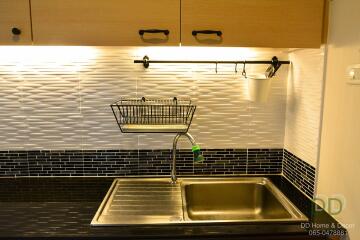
[192,30,222,37]
[139,29,170,36]
[11,27,21,35]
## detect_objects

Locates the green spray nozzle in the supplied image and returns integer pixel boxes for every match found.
[192,145,204,163]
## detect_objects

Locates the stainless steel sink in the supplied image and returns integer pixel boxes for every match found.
[91,177,307,226]
[181,177,307,223]
[91,178,183,226]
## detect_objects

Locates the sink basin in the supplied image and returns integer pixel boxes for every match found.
[91,178,183,225]
[181,178,307,222]
[92,177,307,226]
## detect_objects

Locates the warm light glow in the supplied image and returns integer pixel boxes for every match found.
[133,46,289,61]
[133,46,259,61]
[347,64,360,79]
[349,70,355,79]
[0,46,99,73]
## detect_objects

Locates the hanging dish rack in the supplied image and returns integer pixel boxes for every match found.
[110,97,196,133]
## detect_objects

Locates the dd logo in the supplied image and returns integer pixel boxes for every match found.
[314,195,345,215]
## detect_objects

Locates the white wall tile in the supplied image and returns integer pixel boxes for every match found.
[285,48,325,166]
[0,46,288,150]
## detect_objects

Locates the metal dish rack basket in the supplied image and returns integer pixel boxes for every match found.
[110,97,196,133]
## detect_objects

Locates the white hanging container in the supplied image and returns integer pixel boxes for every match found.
[247,74,272,103]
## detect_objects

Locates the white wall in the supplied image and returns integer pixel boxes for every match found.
[0,47,288,150]
[285,48,325,167]
[317,0,360,239]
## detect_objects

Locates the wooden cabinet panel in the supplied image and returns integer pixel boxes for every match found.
[31,0,180,46]
[0,0,32,45]
[181,0,326,48]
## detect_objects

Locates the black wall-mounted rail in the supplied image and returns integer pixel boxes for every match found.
[134,55,290,71]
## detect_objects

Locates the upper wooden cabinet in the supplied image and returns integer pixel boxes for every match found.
[181,0,326,48]
[0,0,32,45]
[30,0,180,46]
[0,0,326,47]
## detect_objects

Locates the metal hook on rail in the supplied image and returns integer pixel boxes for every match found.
[242,61,247,78]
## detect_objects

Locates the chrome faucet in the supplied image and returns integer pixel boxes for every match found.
[171,132,204,183]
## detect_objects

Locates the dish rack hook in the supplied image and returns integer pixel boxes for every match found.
[142,56,150,68]
[242,61,247,78]
[266,56,282,78]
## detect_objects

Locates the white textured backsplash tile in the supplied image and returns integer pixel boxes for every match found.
[0,47,288,150]
[285,48,325,167]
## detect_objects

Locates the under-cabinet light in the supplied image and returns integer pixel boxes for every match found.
[133,46,284,61]
[0,46,98,73]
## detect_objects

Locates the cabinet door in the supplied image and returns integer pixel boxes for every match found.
[181,0,325,48]
[0,0,32,45]
[31,0,180,46]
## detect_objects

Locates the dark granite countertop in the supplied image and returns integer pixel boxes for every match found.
[0,175,345,240]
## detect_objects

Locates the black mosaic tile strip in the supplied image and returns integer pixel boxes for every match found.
[138,149,173,176]
[283,149,316,198]
[28,150,84,176]
[0,151,28,177]
[0,149,283,177]
[83,150,139,176]
[247,149,283,174]
[194,149,247,175]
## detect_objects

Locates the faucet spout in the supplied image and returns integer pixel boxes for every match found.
[171,132,204,183]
